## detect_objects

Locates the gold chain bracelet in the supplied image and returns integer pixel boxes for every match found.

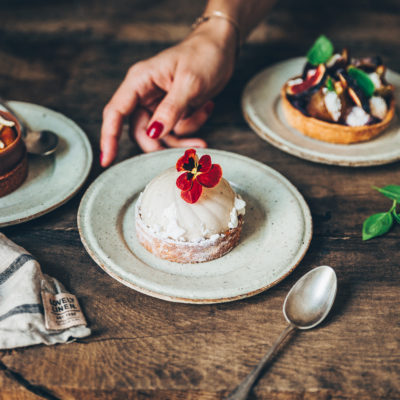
[192,11,241,48]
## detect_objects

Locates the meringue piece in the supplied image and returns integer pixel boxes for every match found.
[368,72,382,90]
[323,89,342,122]
[346,106,370,126]
[369,96,387,120]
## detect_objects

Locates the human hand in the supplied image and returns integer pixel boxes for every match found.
[100,19,237,167]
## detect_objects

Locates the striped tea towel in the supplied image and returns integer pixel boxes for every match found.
[0,233,90,349]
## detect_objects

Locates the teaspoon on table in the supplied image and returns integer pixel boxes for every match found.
[226,265,337,400]
[0,97,59,156]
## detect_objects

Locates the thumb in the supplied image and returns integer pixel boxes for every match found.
[146,79,199,139]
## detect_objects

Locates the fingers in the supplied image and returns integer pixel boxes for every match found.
[174,101,214,136]
[131,108,165,153]
[146,74,203,140]
[131,107,207,152]
[101,66,144,167]
[161,134,207,149]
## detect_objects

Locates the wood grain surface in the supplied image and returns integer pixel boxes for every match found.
[1,0,400,399]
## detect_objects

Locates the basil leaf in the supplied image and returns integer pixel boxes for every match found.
[373,185,400,202]
[362,212,393,240]
[326,77,335,92]
[393,208,400,224]
[307,35,334,66]
[347,67,375,97]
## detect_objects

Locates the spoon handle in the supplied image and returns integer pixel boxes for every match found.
[226,324,296,400]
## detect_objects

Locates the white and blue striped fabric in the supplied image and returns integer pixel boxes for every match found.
[0,233,90,349]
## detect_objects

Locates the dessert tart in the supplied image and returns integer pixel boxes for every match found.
[282,35,395,144]
[0,110,28,197]
[135,149,246,263]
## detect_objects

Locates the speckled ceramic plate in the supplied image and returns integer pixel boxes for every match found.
[0,102,92,227]
[242,57,400,166]
[78,149,312,304]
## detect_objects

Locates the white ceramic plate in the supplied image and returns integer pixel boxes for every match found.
[0,102,92,227]
[242,57,400,166]
[78,149,312,304]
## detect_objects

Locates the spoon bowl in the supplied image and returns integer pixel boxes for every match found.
[283,265,337,329]
[24,129,59,156]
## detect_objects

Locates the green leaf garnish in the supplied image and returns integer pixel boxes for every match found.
[373,185,400,202]
[393,208,400,224]
[347,67,375,97]
[362,212,393,241]
[306,35,334,66]
[326,77,335,92]
[363,185,400,241]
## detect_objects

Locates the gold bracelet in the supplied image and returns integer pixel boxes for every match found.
[192,11,241,46]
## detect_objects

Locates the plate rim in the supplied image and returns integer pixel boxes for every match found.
[78,149,313,304]
[242,57,400,167]
[0,101,93,227]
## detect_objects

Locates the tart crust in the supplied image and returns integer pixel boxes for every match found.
[281,85,395,144]
[0,151,28,197]
[136,208,243,263]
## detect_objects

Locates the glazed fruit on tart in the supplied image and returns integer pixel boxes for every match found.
[282,35,395,144]
[0,111,28,197]
[135,149,246,263]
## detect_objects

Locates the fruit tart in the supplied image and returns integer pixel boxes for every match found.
[282,35,395,144]
[0,110,28,197]
[135,149,246,263]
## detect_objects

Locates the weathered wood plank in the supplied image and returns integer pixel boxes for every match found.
[1,0,400,398]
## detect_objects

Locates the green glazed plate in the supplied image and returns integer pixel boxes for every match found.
[78,149,312,304]
[0,102,92,227]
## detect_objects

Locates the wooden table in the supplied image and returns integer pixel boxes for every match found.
[1,0,400,399]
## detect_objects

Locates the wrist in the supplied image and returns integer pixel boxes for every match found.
[189,16,238,58]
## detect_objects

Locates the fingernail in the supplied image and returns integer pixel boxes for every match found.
[205,102,214,115]
[146,121,164,139]
[100,151,104,166]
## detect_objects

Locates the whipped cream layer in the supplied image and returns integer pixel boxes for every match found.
[137,167,245,242]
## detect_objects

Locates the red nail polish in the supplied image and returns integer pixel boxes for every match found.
[100,151,103,165]
[205,102,214,115]
[146,121,164,139]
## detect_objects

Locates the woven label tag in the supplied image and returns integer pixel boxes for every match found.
[41,291,87,331]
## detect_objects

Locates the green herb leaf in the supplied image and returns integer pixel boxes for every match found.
[362,212,393,240]
[307,35,334,66]
[373,185,400,202]
[393,208,400,224]
[347,67,375,97]
[326,77,335,92]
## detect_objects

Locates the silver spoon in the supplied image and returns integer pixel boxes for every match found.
[226,265,337,400]
[0,98,58,156]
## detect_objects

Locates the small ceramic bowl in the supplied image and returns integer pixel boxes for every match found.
[0,110,28,197]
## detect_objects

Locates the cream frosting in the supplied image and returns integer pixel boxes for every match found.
[137,167,245,242]
[0,115,15,128]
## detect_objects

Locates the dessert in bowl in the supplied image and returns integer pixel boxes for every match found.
[135,149,246,263]
[282,36,395,144]
[0,110,28,197]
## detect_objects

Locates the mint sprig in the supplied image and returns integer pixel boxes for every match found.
[347,67,375,97]
[373,185,400,202]
[362,185,400,240]
[326,77,335,92]
[307,35,334,66]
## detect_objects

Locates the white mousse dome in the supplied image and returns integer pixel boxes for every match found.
[138,167,245,242]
